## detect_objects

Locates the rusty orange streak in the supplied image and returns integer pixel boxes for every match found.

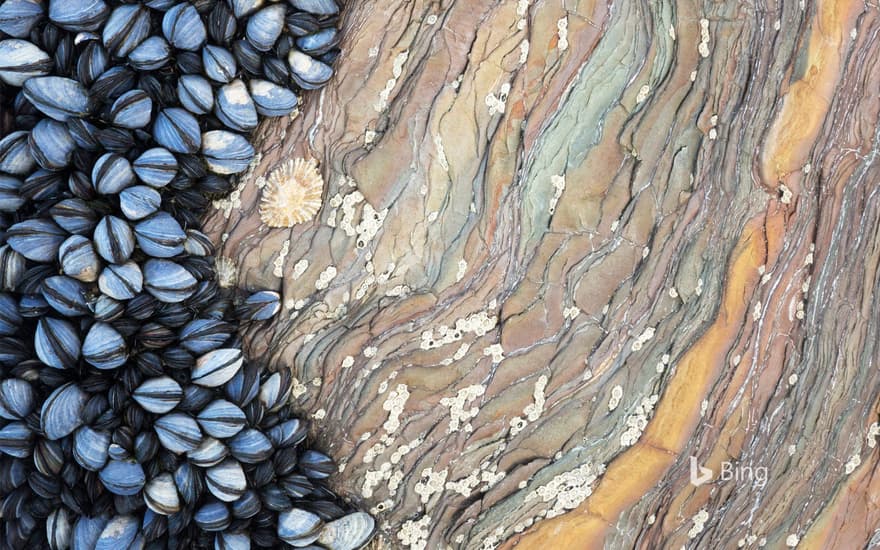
[760,0,863,189]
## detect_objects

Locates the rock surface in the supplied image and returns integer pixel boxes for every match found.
[203,0,880,548]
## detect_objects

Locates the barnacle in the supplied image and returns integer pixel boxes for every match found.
[214,256,238,289]
[260,157,325,227]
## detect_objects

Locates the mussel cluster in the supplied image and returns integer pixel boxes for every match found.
[0,0,373,548]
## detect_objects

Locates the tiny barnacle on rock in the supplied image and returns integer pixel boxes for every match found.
[215,256,238,289]
[260,157,325,227]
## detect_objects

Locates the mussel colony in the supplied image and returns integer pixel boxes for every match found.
[0,0,374,548]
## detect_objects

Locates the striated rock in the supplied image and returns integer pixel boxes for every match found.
[205,0,880,548]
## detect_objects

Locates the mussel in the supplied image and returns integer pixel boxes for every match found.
[23,76,91,121]
[49,0,109,32]
[40,382,87,440]
[0,0,370,545]
[132,376,183,414]
[0,39,52,86]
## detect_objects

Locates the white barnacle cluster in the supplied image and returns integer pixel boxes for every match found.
[844,452,862,475]
[389,440,421,472]
[481,465,506,489]
[434,134,449,171]
[867,422,880,448]
[524,375,548,421]
[556,16,569,51]
[361,436,423,499]
[655,353,671,373]
[414,468,449,504]
[509,375,549,436]
[549,174,566,214]
[456,259,468,282]
[325,182,388,249]
[483,343,505,363]
[631,326,656,351]
[788,246,815,321]
[698,18,711,58]
[688,509,710,539]
[291,258,310,280]
[361,468,387,500]
[443,462,505,500]
[446,472,481,497]
[290,377,309,399]
[272,239,290,278]
[382,383,410,433]
[526,461,605,518]
[319,297,348,321]
[259,158,325,228]
[486,82,511,116]
[355,203,388,248]
[480,526,508,550]
[326,185,361,230]
[440,384,486,433]
[619,395,659,447]
[608,384,624,411]
[397,515,432,550]
[516,0,530,29]
[212,153,262,218]
[363,129,377,146]
[310,294,349,322]
[519,39,530,64]
[212,177,246,219]
[352,256,395,300]
[376,50,409,112]
[420,302,498,351]
[315,265,337,290]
